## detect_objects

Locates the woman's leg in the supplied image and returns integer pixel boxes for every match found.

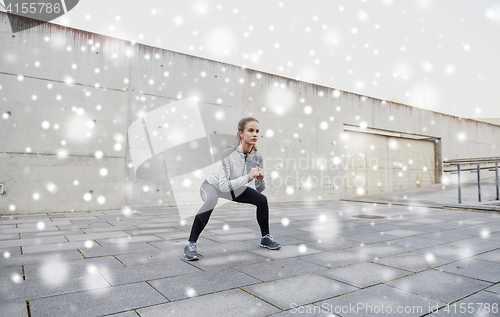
[232,187,270,237]
[188,181,219,242]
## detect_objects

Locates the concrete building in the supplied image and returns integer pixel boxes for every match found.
[1,12,499,215]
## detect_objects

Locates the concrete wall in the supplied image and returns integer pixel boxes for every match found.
[1,12,499,214]
[475,118,500,126]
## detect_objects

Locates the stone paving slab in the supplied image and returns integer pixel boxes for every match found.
[0,236,68,248]
[106,311,140,317]
[445,226,497,237]
[23,256,124,280]
[360,223,406,231]
[64,231,132,242]
[81,225,140,233]
[417,231,471,243]
[485,283,500,294]
[280,231,320,241]
[0,267,110,304]
[207,226,257,235]
[316,284,442,317]
[56,223,112,230]
[0,245,22,259]
[242,235,307,246]
[487,233,500,242]
[186,251,269,270]
[0,219,43,225]
[22,240,100,254]
[17,221,72,228]
[112,240,190,266]
[437,258,500,283]
[472,249,500,263]
[122,227,180,236]
[269,304,336,316]
[247,244,323,260]
[79,242,158,258]
[382,229,426,237]
[20,229,83,239]
[68,219,112,225]
[387,269,492,303]
[154,231,191,240]
[114,250,174,266]
[95,235,165,247]
[447,237,500,252]
[348,242,415,257]
[208,232,261,242]
[149,267,260,301]
[391,236,446,249]
[299,250,373,268]
[0,225,17,232]
[322,262,413,288]
[0,217,17,222]
[243,273,358,310]
[374,252,451,272]
[412,244,485,261]
[0,301,28,317]
[136,288,280,317]
[99,259,202,286]
[0,233,20,240]
[402,224,448,233]
[432,291,500,316]
[343,232,400,244]
[58,216,102,221]
[0,265,23,284]
[330,227,377,237]
[233,257,329,282]
[1,249,83,267]
[29,282,168,317]
[300,237,360,252]
[147,238,197,250]
[297,223,362,235]
[412,218,448,224]
[194,240,258,256]
[462,216,500,223]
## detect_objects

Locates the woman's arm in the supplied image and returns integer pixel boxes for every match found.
[218,155,252,192]
[255,154,266,192]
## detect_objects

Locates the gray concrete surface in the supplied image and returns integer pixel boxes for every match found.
[1,183,500,316]
[345,176,500,211]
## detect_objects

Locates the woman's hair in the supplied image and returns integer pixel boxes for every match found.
[236,117,259,152]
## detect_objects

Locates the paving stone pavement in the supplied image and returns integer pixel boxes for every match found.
[1,182,500,316]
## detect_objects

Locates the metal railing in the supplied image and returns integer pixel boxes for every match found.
[443,157,500,204]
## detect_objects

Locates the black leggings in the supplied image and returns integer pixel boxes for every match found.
[188,180,270,242]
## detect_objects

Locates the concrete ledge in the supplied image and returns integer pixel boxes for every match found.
[443,204,500,213]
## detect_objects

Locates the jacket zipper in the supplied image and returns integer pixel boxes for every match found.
[243,154,248,176]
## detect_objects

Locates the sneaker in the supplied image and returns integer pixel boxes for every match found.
[184,242,199,261]
[260,234,281,250]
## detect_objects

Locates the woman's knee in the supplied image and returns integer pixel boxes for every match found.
[198,196,217,214]
[206,197,218,208]
[256,193,268,207]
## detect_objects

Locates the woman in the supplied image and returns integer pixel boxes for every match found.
[184,117,281,260]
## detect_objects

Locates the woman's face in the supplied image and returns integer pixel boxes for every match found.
[240,121,260,146]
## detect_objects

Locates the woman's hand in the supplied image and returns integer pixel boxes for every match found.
[250,167,265,180]
[249,167,260,179]
[255,166,265,181]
